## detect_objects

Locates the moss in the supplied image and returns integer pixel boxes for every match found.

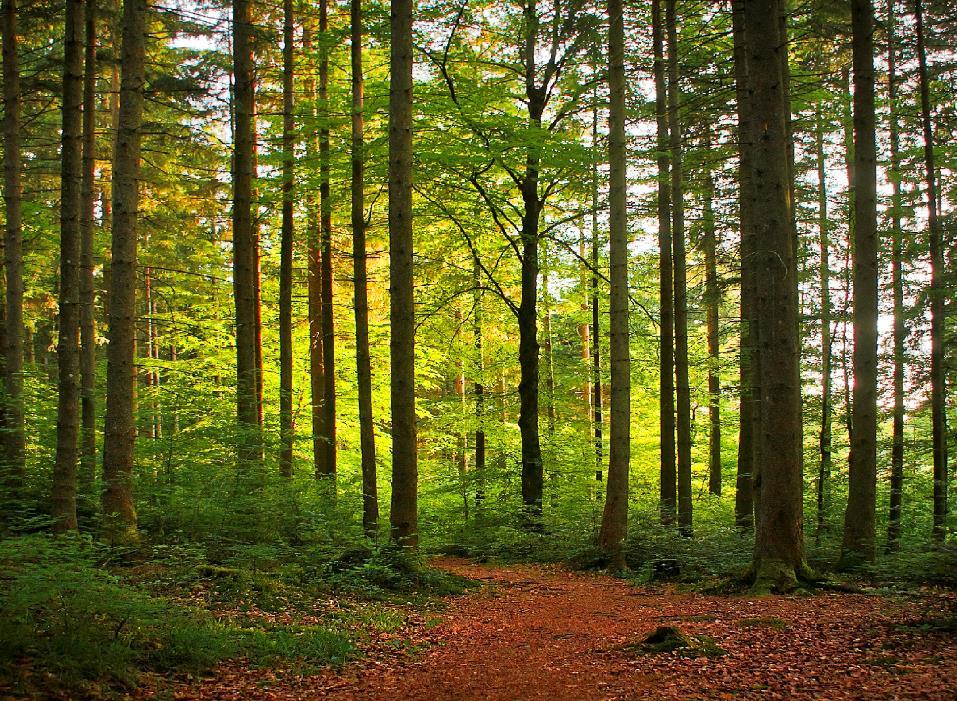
[627,626,728,659]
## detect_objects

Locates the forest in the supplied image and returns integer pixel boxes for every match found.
[0,0,955,697]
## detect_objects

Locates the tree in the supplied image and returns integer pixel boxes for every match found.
[840,0,878,567]
[351,0,378,537]
[52,0,86,533]
[701,124,721,497]
[101,0,147,541]
[597,0,630,568]
[278,0,294,479]
[814,105,833,543]
[742,0,807,591]
[232,0,263,468]
[1,0,25,497]
[389,0,417,547]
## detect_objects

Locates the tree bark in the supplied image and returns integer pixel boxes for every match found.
[702,124,721,497]
[1,0,25,496]
[101,0,145,542]
[542,268,555,437]
[52,0,86,532]
[278,0,295,478]
[743,0,807,592]
[231,0,263,469]
[319,0,337,479]
[351,0,378,537]
[388,0,417,547]
[591,95,603,484]
[814,106,833,545]
[914,0,947,542]
[652,0,676,525]
[598,0,631,569]
[885,0,905,552]
[473,257,485,507]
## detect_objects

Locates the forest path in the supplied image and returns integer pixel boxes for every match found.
[173,557,957,700]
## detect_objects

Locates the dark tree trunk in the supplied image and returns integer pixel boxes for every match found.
[473,257,485,507]
[598,0,631,569]
[591,97,603,484]
[231,0,263,468]
[388,0,417,547]
[652,0,676,525]
[542,270,555,437]
[351,0,378,537]
[319,0,337,479]
[885,0,905,552]
[814,107,833,545]
[744,0,807,591]
[840,0,879,567]
[278,0,294,478]
[52,0,86,532]
[914,0,947,542]
[702,124,721,497]
[101,0,145,542]
[731,0,755,532]
[1,0,25,496]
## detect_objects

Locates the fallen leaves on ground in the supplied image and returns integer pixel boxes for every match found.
[139,557,957,700]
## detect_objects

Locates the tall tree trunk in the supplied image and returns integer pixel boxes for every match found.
[251,81,264,432]
[52,0,86,532]
[815,106,833,544]
[303,22,327,479]
[454,309,468,520]
[473,257,485,508]
[653,0,676,525]
[388,0,417,547]
[744,0,807,591]
[591,96,603,484]
[351,0,378,536]
[101,0,145,542]
[231,0,263,468]
[319,0,337,479]
[841,0,879,567]
[278,0,294,478]
[666,0,692,537]
[914,0,947,542]
[598,0,630,569]
[886,0,905,552]
[702,124,721,497]
[731,0,755,532]
[579,225,591,436]
[1,0,25,496]
[542,268,555,436]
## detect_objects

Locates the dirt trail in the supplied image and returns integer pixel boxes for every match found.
[173,558,957,700]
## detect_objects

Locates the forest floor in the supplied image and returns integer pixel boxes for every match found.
[143,557,957,701]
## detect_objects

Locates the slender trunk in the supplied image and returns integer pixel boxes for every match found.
[278,0,294,478]
[841,0,879,567]
[303,23,327,479]
[914,0,947,542]
[1,0,25,494]
[388,0,417,546]
[702,124,721,497]
[815,106,833,544]
[886,0,905,552]
[731,0,754,532]
[319,0,337,479]
[455,310,468,521]
[231,0,263,468]
[653,0,676,524]
[52,0,86,532]
[598,0,631,568]
[591,96,603,484]
[101,0,145,542]
[744,0,807,591]
[579,225,591,431]
[351,0,377,536]
[473,257,485,507]
[840,66,855,443]
[251,86,263,432]
[542,268,555,436]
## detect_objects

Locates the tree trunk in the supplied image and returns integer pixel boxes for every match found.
[744,0,807,592]
[542,269,555,437]
[598,0,631,569]
[731,0,754,533]
[78,0,95,489]
[591,96,603,484]
[303,22,327,479]
[652,0,676,525]
[388,0,417,547]
[473,257,485,508]
[1,0,25,496]
[914,0,947,542]
[278,0,294,478]
[101,0,145,542]
[231,0,263,469]
[52,0,86,533]
[840,0,879,567]
[885,0,905,552]
[351,0,378,537]
[702,124,721,497]
[319,0,337,479]
[815,106,833,545]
